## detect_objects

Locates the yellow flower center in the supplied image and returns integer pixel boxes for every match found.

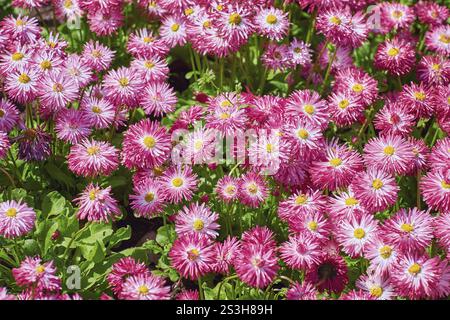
[203,20,212,28]
[221,100,232,107]
[194,139,203,151]
[137,285,149,295]
[229,13,242,25]
[143,36,153,43]
[383,145,395,156]
[91,50,102,58]
[329,158,342,167]
[338,99,350,109]
[144,192,154,203]
[216,4,224,11]
[295,194,308,205]
[387,47,400,57]
[18,73,30,84]
[0,109,4,117]
[353,228,366,239]
[308,221,318,231]
[370,286,383,298]
[144,60,154,69]
[184,8,194,16]
[87,145,100,156]
[439,34,450,44]
[172,177,184,188]
[297,129,309,140]
[266,143,273,153]
[247,183,258,194]
[5,208,17,218]
[220,112,230,119]
[118,77,129,87]
[53,83,64,93]
[441,180,450,189]
[15,19,24,26]
[345,197,359,206]
[379,245,392,259]
[12,52,24,61]
[408,263,421,275]
[40,60,52,70]
[352,83,364,92]
[392,10,403,19]
[89,190,98,200]
[143,136,156,149]
[372,179,383,190]
[266,14,278,25]
[330,16,341,25]
[401,223,414,233]
[193,219,204,231]
[303,104,315,115]
[91,106,101,113]
[432,63,441,71]
[225,185,236,195]
[171,23,180,32]
[64,0,72,8]
[414,91,426,101]
[187,248,200,261]
[36,265,45,273]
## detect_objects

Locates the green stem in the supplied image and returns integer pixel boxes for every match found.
[216,274,239,300]
[320,48,337,94]
[416,170,421,210]
[198,277,205,300]
[306,10,317,44]
[62,222,90,261]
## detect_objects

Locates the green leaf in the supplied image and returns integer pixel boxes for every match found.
[107,226,131,249]
[155,225,176,246]
[41,191,68,218]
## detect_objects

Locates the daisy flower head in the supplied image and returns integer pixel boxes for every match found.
[32,50,64,75]
[234,227,279,289]
[12,256,61,292]
[179,126,217,165]
[327,90,365,127]
[285,89,328,130]
[211,236,239,274]
[434,212,450,255]
[54,0,84,21]
[350,168,399,214]
[374,102,416,137]
[280,233,322,270]
[374,38,415,76]
[399,82,434,119]
[64,54,93,88]
[278,189,328,222]
[55,109,91,144]
[381,2,415,31]
[305,254,348,294]
[103,67,143,107]
[318,44,354,74]
[169,232,216,280]
[425,25,450,56]
[0,132,10,159]
[74,183,121,222]
[215,176,239,203]
[261,43,292,71]
[283,119,324,159]
[160,165,198,204]
[329,190,367,221]
[334,67,379,107]
[286,282,317,300]
[129,178,166,218]
[127,28,169,59]
[254,7,289,41]
[340,290,376,300]
[365,237,399,276]
[309,139,364,191]
[18,126,52,161]
[176,290,199,300]
[121,119,171,170]
[391,252,440,299]
[37,71,79,114]
[87,8,124,37]
[82,41,115,72]
[289,39,312,67]
[238,172,269,208]
[140,82,177,116]
[428,137,450,173]
[381,208,434,252]
[244,94,285,128]
[5,65,40,104]
[205,100,247,136]
[0,15,41,45]
[131,56,169,83]
[363,134,415,176]
[0,99,19,132]
[417,55,450,86]
[68,139,119,177]
[120,274,170,300]
[175,202,220,239]
[336,213,379,258]
[407,137,429,174]
[0,200,36,239]
[80,96,116,129]
[160,15,188,48]
[289,211,332,244]
[0,44,34,76]
[215,4,255,46]
[421,169,450,213]
[107,257,149,297]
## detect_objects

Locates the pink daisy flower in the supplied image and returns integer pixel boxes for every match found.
[74,183,121,222]
[285,89,328,130]
[425,25,450,56]
[80,96,116,129]
[280,233,322,270]
[0,99,19,132]
[305,254,348,294]
[374,38,416,76]
[215,4,255,45]
[129,178,166,219]
[0,15,41,45]
[169,232,216,280]
[365,237,399,276]
[12,256,61,292]
[327,91,365,127]
[434,212,450,255]
[64,54,93,88]
[37,71,79,113]
[286,282,318,300]
[68,139,119,177]
[175,202,220,239]
[428,137,450,173]
[120,274,170,300]
[421,169,450,212]
[381,2,415,30]
[103,67,143,107]
[215,176,239,202]
[415,1,449,27]
[121,119,172,170]
[0,200,36,239]
[399,82,434,119]
[81,41,115,72]
[160,15,188,48]
[334,67,379,107]
[350,169,399,214]
[211,236,239,274]
[238,172,269,208]
[131,56,169,83]
[0,132,10,159]
[356,273,395,300]
[107,257,149,297]
[254,7,289,41]
[87,8,124,37]
[176,289,199,300]
[55,109,91,144]
[160,165,198,204]
[329,190,367,221]
[127,29,169,59]
[289,39,312,67]
[5,65,40,104]
[374,102,416,137]
[140,82,177,116]
[289,211,332,244]
[417,55,450,86]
